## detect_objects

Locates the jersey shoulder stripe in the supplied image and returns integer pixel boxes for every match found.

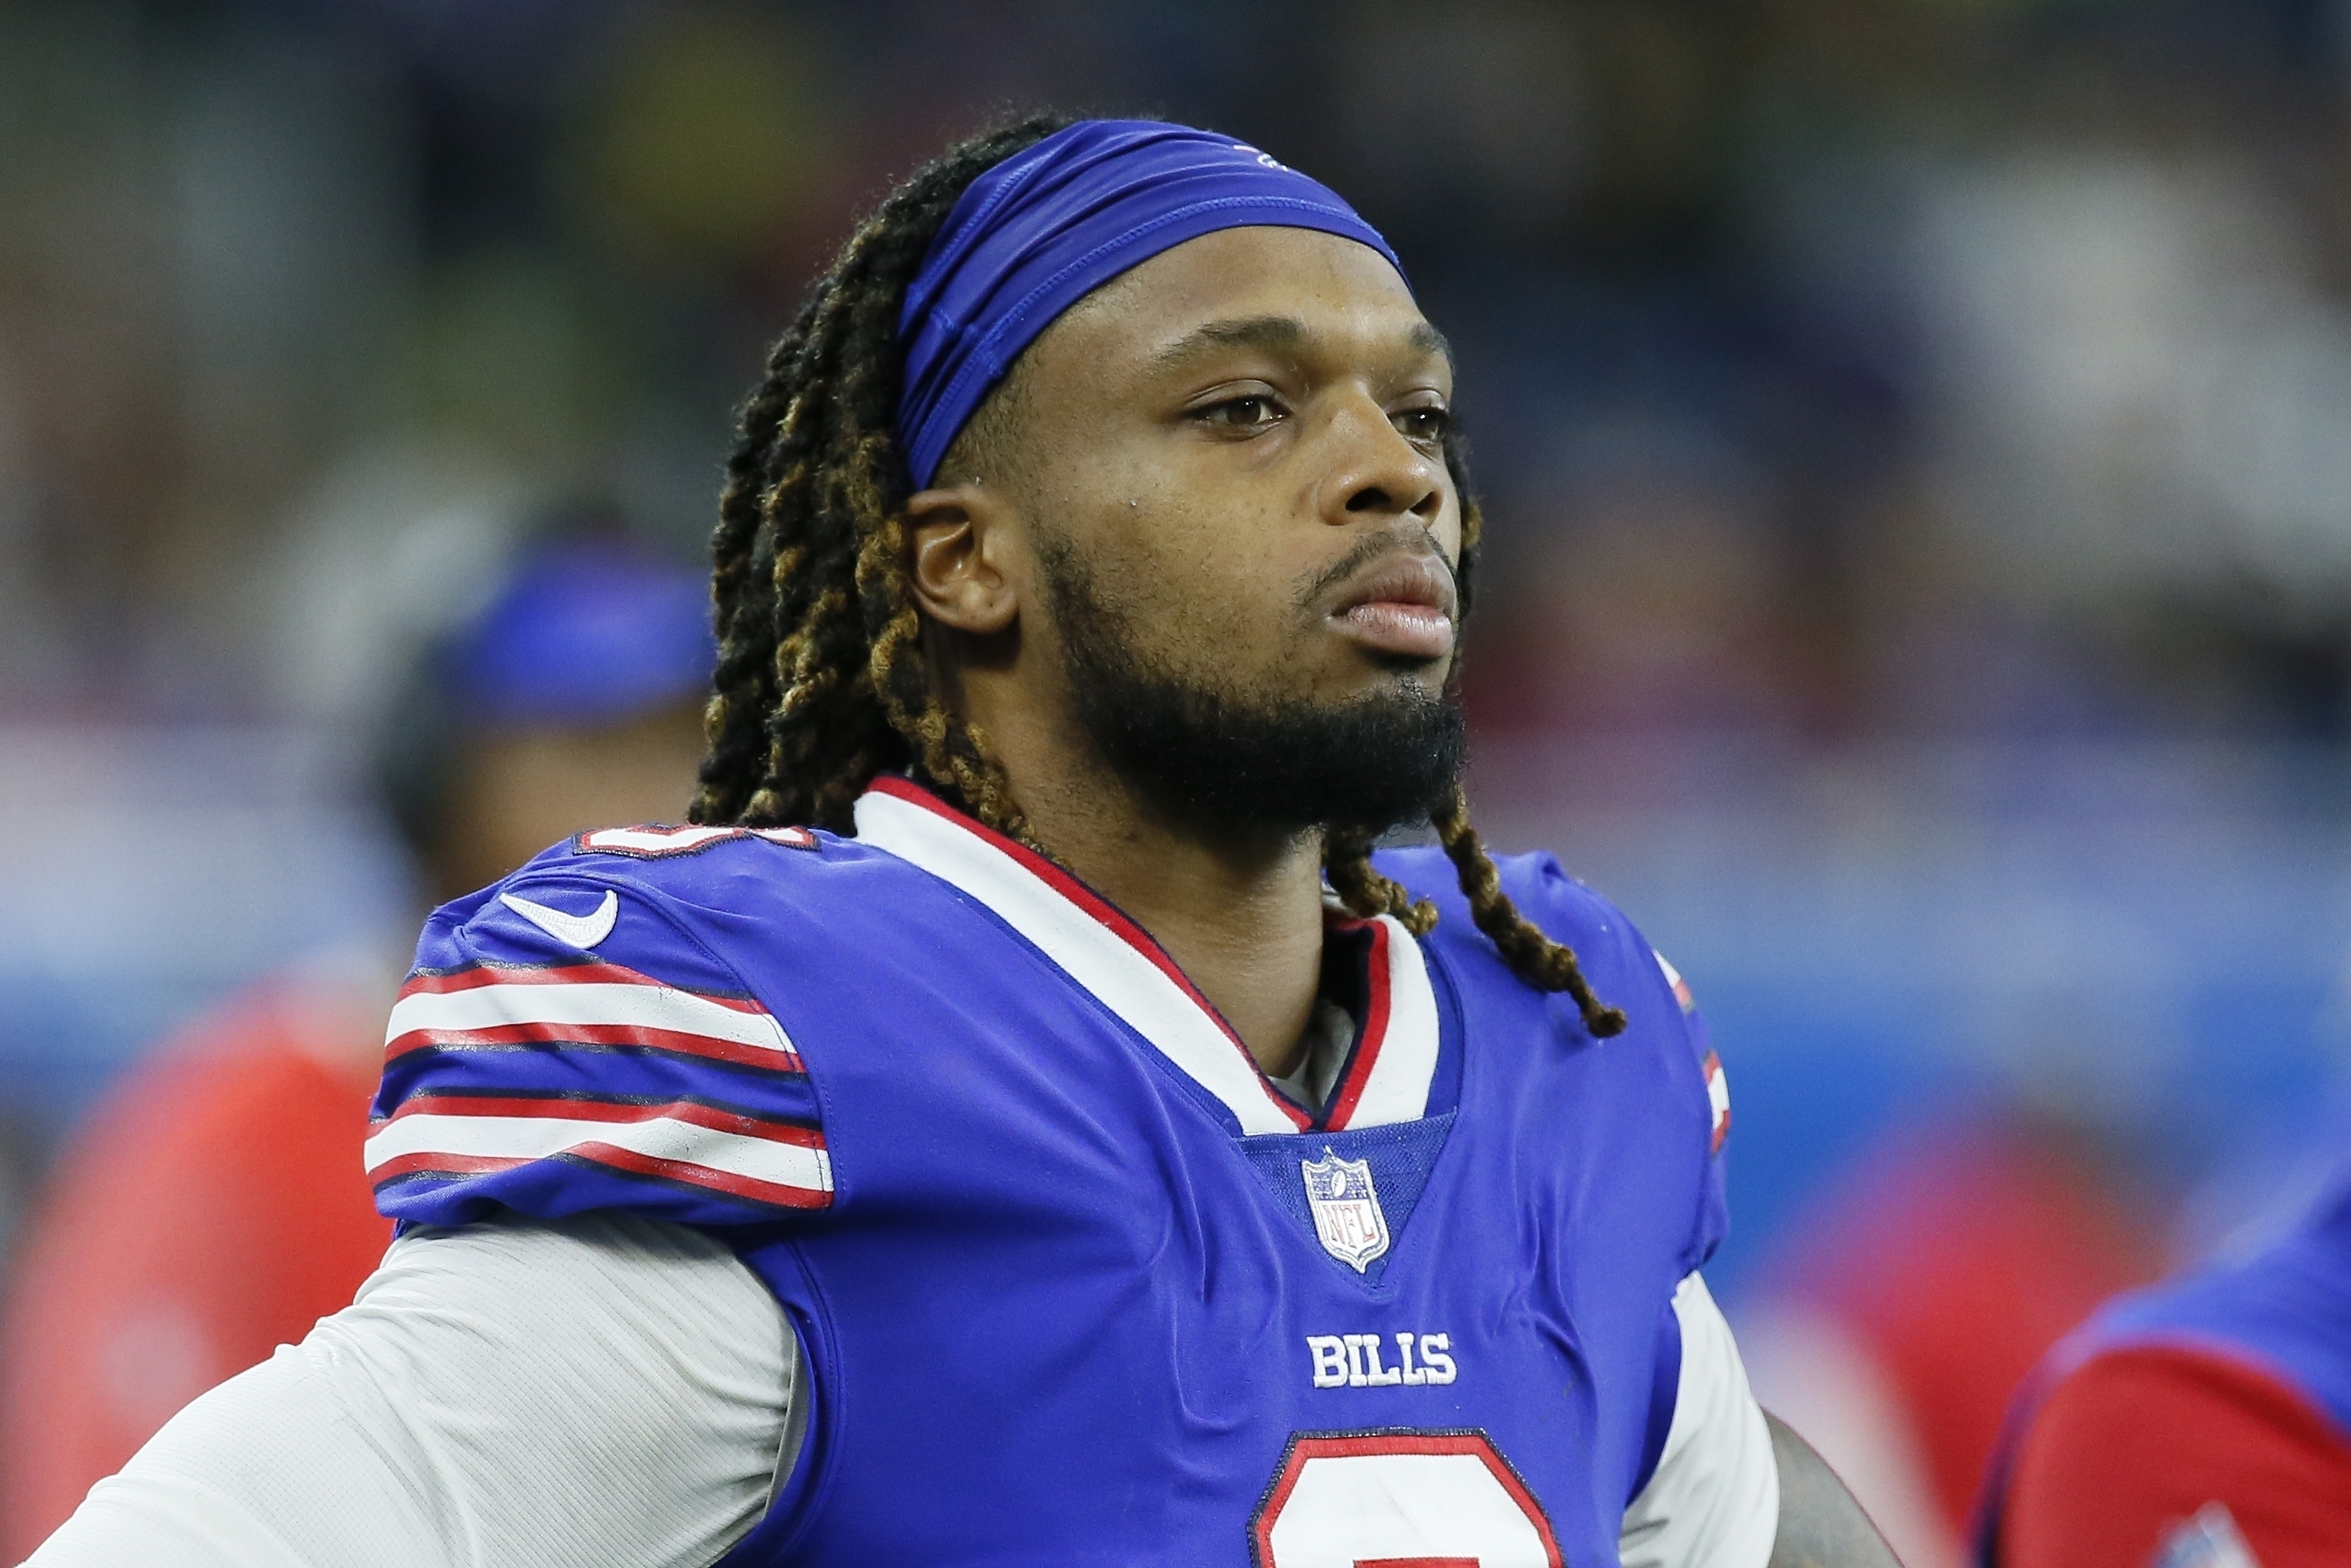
[368,1090,831,1211]
[385,959,803,1074]
[370,857,833,1230]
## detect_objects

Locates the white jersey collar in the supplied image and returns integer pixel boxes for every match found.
[851,778,1441,1136]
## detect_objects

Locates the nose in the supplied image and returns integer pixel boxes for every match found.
[1315,399,1445,530]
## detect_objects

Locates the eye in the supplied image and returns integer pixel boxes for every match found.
[1194,393,1287,432]
[1394,406,1450,447]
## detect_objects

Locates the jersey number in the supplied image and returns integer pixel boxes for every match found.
[1250,1430,1564,1567]
[574,824,816,858]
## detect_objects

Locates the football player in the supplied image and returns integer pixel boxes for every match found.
[24,116,1896,1567]
[1976,1169,2351,1567]
[0,531,713,1558]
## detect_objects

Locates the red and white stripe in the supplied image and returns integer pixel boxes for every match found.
[366,1094,831,1209]
[1703,1049,1730,1155]
[386,962,801,1073]
[1655,949,1697,1014]
[853,778,1442,1135]
[1320,918,1441,1133]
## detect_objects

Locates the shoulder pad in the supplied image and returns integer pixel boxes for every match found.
[370,863,831,1233]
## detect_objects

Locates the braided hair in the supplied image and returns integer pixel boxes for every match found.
[689,114,1626,1038]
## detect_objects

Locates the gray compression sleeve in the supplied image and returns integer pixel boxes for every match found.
[21,1212,796,1568]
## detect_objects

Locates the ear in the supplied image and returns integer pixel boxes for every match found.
[905,483,1022,636]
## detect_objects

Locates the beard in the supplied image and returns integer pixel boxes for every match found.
[1036,541,1467,839]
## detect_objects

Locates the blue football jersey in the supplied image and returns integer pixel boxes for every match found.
[1977,1175,2351,1565]
[2081,1180,2351,1436]
[369,778,1732,1566]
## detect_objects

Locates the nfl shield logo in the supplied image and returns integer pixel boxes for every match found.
[1301,1149,1391,1272]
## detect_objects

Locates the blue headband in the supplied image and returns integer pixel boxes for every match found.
[895,119,1404,489]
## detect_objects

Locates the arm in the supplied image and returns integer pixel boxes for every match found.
[21,1213,795,1568]
[1766,1411,1903,1568]
[1619,1275,1779,1568]
[1619,1276,1902,1568]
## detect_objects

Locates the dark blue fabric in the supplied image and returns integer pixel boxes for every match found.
[895,119,1403,487]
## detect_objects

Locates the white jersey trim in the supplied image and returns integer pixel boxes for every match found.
[1330,914,1442,1130]
[852,781,1443,1134]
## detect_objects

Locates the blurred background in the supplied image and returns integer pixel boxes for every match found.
[2,0,2350,1560]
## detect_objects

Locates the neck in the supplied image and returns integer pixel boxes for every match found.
[972,718,1329,1079]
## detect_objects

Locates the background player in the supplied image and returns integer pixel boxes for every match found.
[1975,1163,2351,1568]
[25,117,1896,1566]
[0,527,712,1558]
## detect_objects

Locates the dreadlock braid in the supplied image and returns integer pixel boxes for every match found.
[1435,784,1627,1038]
[1316,460,1626,1035]
[1322,826,1436,934]
[691,112,1078,838]
[691,112,1622,1028]
[853,494,1033,842]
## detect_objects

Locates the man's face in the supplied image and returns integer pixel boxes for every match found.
[964,225,1467,834]
[430,700,708,901]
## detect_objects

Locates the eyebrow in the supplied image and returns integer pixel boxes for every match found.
[1149,314,1453,374]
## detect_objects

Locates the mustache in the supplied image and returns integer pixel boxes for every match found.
[1295,527,1459,614]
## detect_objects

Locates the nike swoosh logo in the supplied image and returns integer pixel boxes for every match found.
[499,889,618,950]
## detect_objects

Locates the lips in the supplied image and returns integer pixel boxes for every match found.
[1327,552,1458,661]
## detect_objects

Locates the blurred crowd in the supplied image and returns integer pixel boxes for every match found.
[4,0,2351,1557]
